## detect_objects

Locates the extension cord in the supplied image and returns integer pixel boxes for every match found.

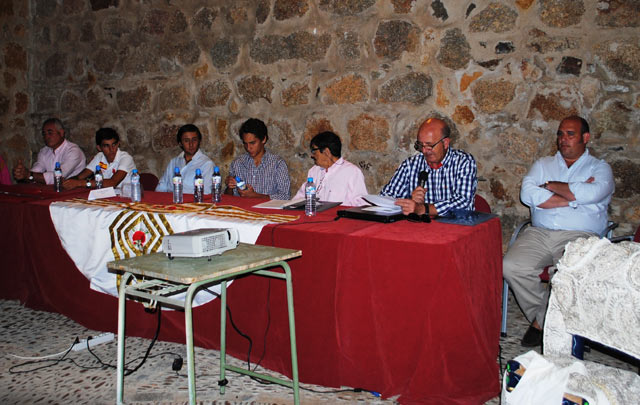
[71,332,115,352]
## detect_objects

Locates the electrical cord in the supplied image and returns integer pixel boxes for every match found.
[8,343,75,360]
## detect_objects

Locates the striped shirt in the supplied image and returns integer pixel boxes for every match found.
[230,150,291,200]
[380,148,477,216]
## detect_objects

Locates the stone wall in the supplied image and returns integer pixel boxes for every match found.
[1,0,639,243]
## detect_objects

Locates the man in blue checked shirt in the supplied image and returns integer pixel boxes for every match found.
[225,118,290,200]
[381,117,477,217]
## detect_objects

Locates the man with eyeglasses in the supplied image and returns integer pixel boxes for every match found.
[61,127,136,190]
[156,124,214,194]
[381,117,477,217]
[503,116,614,347]
[292,131,368,206]
[12,118,86,184]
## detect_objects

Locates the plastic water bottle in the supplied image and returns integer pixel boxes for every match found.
[236,176,247,191]
[194,168,204,203]
[172,167,183,203]
[94,165,103,189]
[130,169,141,202]
[53,162,62,192]
[212,166,222,203]
[305,177,316,217]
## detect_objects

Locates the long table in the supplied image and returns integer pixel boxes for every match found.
[1,186,503,404]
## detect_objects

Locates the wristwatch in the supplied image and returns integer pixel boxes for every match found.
[28,173,34,183]
[86,180,92,188]
[569,201,578,209]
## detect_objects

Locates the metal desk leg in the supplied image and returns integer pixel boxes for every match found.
[219,280,228,395]
[117,272,133,405]
[185,283,199,405]
[283,263,300,405]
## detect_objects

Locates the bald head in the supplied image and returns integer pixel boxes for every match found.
[416,117,451,166]
[419,118,449,139]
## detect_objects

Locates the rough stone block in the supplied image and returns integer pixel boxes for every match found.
[250,35,288,64]
[152,124,180,150]
[90,0,118,11]
[237,76,274,104]
[436,79,450,107]
[460,72,482,92]
[374,20,419,61]
[325,74,368,104]
[437,28,471,70]
[169,10,187,33]
[224,6,247,24]
[453,105,475,124]
[319,0,376,16]
[526,28,579,54]
[338,31,360,60]
[268,119,295,147]
[81,22,95,42]
[274,0,309,20]
[4,43,27,71]
[216,118,228,142]
[86,88,107,111]
[102,17,133,38]
[612,159,640,198]
[469,3,517,33]
[91,47,118,74]
[14,92,27,114]
[497,130,538,164]
[55,25,71,42]
[210,38,239,69]
[61,91,83,112]
[63,0,85,14]
[198,80,231,107]
[348,114,389,152]
[593,100,632,139]
[140,9,170,35]
[526,93,577,121]
[45,53,67,77]
[515,0,535,9]
[391,0,415,14]
[471,79,516,114]
[117,86,151,112]
[4,72,16,88]
[556,56,582,76]
[288,31,331,62]
[594,40,640,81]
[122,45,159,75]
[282,82,310,106]
[193,7,218,30]
[174,40,201,66]
[158,86,190,111]
[35,0,57,17]
[540,0,584,28]
[596,0,640,27]
[302,117,334,146]
[431,0,448,21]
[256,0,270,24]
[379,72,432,105]
[0,94,10,116]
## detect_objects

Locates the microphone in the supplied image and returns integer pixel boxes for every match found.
[418,171,428,188]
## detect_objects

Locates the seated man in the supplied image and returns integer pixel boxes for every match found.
[156,124,214,194]
[381,117,477,217]
[503,116,615,347]
[62,127,136,190]
[13,118,85,184]
[225,118,290,200]
[292,131,368,206]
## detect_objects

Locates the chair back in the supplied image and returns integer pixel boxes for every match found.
[634,225,640,243]
[139,172,159,191]
[474,194,491,214]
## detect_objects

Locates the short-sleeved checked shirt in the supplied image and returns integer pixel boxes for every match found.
[380,148,477,216]
[229,150,291,200]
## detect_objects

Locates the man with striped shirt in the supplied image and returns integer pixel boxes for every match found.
[225,118,290,200]
[381,117,477,217]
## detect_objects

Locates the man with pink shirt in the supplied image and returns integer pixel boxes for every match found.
[293,131,368,206]
[13,118,85,184]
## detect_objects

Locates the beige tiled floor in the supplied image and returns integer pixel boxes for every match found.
[1,297,636,404]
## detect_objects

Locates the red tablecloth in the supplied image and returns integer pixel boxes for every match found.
[1,189,502,404]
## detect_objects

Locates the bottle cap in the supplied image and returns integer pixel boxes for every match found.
[214,166,220,173]
[235,176,242,182]
[195,168,202,175]
[55,162,61,168]
[308,177,313,182]
[132,169,138,174]
[174,167,180,174]
[96,165,101,171]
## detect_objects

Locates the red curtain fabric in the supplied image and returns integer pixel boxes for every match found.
[1,189,502,404]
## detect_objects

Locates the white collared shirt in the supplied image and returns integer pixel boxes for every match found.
[293,158,368,206]
[31,139,86,185]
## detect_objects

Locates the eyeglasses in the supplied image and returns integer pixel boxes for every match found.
[310,147,320,154]
[414,138,445,151]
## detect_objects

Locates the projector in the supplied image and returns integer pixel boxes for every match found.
[162,228,239,259]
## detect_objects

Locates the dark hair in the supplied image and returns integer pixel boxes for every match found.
[42,118,66,134]
[95,127,119,145]
[310,131,342,158]
[562,116,590,135]
[239,118,268,142]
[176,124,202,143]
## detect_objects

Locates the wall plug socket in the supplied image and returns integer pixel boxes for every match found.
[71,332,115,352]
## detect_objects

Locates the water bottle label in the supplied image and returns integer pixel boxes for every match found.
[173,177,182,185]
[194,178,204,186]
[213,177,221,185]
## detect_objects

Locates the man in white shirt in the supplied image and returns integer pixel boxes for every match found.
[13,118,86,184]
[62,127,136,190]
[503,116,615,347]
[293,131,368,206]
[156,124,214,194]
